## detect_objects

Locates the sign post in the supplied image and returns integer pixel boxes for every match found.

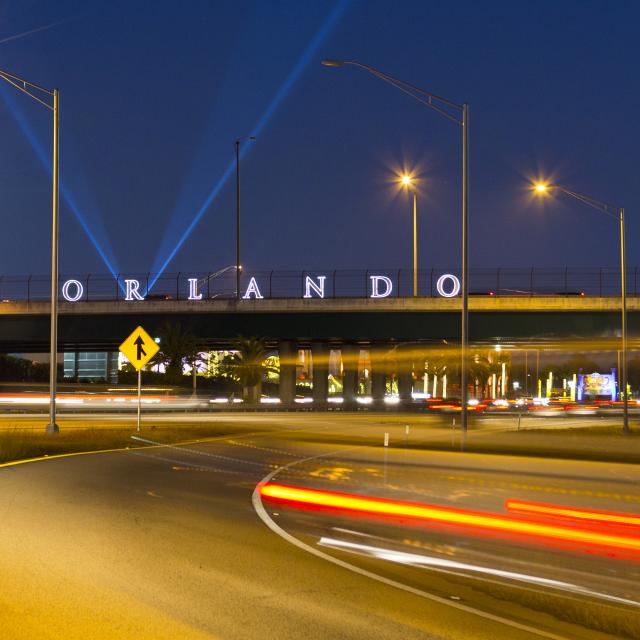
[137,369,142,431]
[119,326,159,432]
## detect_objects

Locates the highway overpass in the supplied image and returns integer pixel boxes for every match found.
[0,295,636,351]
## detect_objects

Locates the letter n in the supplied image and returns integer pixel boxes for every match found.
[303,276,326,299]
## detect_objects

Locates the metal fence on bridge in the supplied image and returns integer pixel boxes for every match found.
[0,267,637,302]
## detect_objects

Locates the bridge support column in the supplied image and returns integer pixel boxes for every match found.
[370,346,387,409]
[311,342,329,410]
[279,340,297,407]
[397,346,414,407]
[341,344,359,410]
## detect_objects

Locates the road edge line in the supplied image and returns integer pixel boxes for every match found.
[252,456,569,640]
[0,430,258,470]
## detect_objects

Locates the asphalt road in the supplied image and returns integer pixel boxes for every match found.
[0,418,638,639]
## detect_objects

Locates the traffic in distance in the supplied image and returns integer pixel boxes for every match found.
[0,390,635,416]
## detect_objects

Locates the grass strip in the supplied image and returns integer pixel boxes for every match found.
[0,423,258,465]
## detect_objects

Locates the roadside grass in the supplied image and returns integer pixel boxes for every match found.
[485,583,640,640]
[274,422,640,464]
[452,425,640,464]
[0,423,259,465]
[0,414,638,465]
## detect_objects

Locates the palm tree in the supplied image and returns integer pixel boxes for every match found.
[423,347,456,397]
[220,337,275,403]
[467,353,491,399]
[154,322,199,384]
[488,350,511,397]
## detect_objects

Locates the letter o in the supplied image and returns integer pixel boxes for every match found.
[436,274,460,298]
[61,279,84,302]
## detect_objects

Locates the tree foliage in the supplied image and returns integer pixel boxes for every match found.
[0,355,50,382]
[153,322,199,383]
[219,337,276,401]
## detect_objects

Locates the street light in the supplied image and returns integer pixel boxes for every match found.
[0,68,60,433]
[534,182,629,434]
[322,59,471,431]
[399,174,418,296]
[235,136,256,300]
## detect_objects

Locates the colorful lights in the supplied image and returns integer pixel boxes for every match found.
[506,499,640,529]
[260,483,640,558]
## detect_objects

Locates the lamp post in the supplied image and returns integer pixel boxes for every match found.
[322,59,470,432]
[534,182,629,434]
[235,136,256,300]
[0,68,59,433]
[400,175,418,296]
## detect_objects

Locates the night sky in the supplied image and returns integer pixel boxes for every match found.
[1,0,638,284]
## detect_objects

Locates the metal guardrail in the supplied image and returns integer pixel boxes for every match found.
[0,267,636,302]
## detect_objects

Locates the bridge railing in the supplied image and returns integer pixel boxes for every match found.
[0,267,637,302]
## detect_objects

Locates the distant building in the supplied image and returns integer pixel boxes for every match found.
[63,352,118,382]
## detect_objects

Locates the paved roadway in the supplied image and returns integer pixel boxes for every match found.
[0,417,638,639]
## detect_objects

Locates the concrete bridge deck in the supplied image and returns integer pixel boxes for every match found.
[0,296,636,352]
[0,295,636,315]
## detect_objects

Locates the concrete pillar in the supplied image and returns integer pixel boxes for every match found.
[341,344,359,410]
[311,343,329,409]
[370,346,387,409]
[106,351,114,383]
[279,340,297,406]
[397,346,414,406]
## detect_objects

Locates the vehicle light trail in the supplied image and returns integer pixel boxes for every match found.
[318,537,640,607]
[260,483,640,557]
[506,499,640,529]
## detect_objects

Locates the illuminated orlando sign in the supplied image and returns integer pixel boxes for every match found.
[59,273,462,302]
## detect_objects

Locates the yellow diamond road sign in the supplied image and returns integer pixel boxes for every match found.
[119,326,159,371]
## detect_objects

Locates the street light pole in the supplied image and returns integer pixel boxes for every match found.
[235,139,241,300]
[0,69,60,433]
[460,103,469,432]
[322,59,470,431]
[413,188,417,297]
[534,183,629,434]
[48,88,60,433]
[400,175,419,297]
[620,207,628,434]
[235,136,255,300]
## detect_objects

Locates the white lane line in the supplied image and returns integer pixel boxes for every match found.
[252,455,571,640]
[130,435,268,468]
[128,451,245,475]
[319,537,640,608]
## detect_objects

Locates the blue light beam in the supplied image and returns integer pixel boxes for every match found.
[148,0,350,290]
[0,84,120,280]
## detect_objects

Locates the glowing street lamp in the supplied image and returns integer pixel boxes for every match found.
[399,174,419,296]
[322,59,471,433]
[0,68,60,433]
[534,181,629,434]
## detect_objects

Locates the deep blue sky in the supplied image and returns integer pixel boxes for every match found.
[0,0,638,282]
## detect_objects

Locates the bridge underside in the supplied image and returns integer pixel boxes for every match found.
[0,308,635,352]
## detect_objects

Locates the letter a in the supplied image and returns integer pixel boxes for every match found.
[242,277,264,299]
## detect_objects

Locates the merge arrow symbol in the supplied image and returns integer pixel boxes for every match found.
[133,335,147,360]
